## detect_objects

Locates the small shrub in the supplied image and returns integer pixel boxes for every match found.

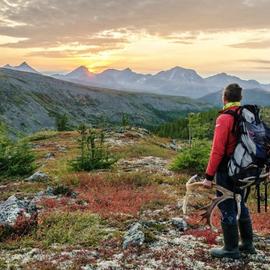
[56,113,69,131]
[0,125,36,177]
[121,113,130,127]
[52,184,74,196]
[170,140,211,174]
[70,125,117,171]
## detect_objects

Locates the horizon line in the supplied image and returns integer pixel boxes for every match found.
[2,61,270,85]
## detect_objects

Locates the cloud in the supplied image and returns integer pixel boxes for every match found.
[164,32,198,44]
[254,66,270,70]
[1,0,270,52]
[27,50,79,58]
[241,59,270,64]
[242,0,268,7]
[27,43,125,58]
[229,39,270,49]
[1,0,270,69]
[0,35,128,49]
[238,59,270,71]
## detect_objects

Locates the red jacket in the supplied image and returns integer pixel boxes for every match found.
[205,106,239,180]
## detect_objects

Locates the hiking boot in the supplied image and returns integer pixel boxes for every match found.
[238,218,257,254]
[210,222,240,259]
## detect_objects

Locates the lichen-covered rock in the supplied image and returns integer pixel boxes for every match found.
[81,265,94,270]
[95,260,123,270]
[117,156,172,176]
[44,152,55,159]
[35,186,55,198]
[123,222,145,249]
[0,195,37,226]
[171,217,188,231]
[0,195,37,241]
[26,171,49,182]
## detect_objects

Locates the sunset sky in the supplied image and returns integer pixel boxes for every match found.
[1,0,270,82]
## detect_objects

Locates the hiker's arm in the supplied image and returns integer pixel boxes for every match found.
[205,115,231,180]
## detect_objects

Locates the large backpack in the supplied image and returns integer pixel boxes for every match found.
[223,105,270,212]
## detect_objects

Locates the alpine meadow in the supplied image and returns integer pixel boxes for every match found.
[0,1,270,269]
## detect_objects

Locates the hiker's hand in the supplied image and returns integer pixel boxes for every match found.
[202,179,213,189]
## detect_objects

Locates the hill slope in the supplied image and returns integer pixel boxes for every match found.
[0,68,210,134]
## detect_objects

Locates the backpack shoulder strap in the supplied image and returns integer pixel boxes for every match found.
[222,110,238,117]
[220,107,241,135]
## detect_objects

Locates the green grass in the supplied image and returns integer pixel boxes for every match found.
[27,130,59,142]
[87,171,187,188]
[43,155,73,180]
[117,141,175,159]
[35,211,119,247]
[0,182,46,201]
[0,211,120,250]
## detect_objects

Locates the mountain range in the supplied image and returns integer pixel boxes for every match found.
[0,68,211,134]
[3,62,270,98]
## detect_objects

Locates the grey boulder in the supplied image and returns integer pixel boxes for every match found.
[123,222,145,249]
[0,195,37,226]
[26,171,49,182]
[171,217,188,231]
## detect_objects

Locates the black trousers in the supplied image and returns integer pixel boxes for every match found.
[216,167,250,225]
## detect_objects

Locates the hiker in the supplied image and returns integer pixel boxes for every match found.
[202,83,256,259]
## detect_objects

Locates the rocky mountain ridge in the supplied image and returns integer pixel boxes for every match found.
[3,62,270,98]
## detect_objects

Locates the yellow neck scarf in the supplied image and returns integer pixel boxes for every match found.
[223,102,241,110]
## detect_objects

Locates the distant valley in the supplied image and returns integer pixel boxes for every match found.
[0,68,210,134]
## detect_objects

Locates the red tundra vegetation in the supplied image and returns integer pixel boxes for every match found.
[75,173,168,217]
[38,172,168,219]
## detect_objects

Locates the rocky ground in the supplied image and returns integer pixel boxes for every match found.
[0,128,269,270]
